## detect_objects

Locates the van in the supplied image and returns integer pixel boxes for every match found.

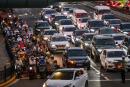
[93,5,111,20]
[71,9,88,25]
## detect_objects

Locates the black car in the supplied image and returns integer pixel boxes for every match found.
[63,47,90,69]
[71,29,90,46]
[120,22,130,35]
[90,35,116,62]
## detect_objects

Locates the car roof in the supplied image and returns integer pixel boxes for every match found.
[56,68,84,71]
[36,20,48,23]
[73,9,87,13]
[63,25,76,28]
[105,49,124,52]
[68,47,83,50]
[107,19,121,21]
[111,34,126,37]
[52,33,65,37]
[44,29,57,32]
[94,35,113,39]
[83,33,95,36]
[121,22,130,25]
[94,5,110,10]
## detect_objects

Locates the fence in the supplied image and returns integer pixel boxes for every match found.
[0,64,15,83]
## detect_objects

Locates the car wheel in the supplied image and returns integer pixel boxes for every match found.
[85,80,88,87]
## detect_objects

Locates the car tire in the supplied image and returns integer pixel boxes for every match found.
[85,80,88,87]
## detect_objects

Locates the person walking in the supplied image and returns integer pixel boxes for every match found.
[120,56,127,83]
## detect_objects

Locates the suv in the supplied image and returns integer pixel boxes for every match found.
[90,35,116,62]
[63,47,90,69]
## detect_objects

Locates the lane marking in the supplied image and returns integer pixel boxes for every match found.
[89,79,130,82]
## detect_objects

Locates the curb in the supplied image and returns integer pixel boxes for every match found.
[0,75,16,87]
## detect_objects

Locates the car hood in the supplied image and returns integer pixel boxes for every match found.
[50,41,69,45]
[68,56,88,60]
[46,80,72,87]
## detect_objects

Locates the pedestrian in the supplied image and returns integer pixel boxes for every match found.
[120,56,127,83]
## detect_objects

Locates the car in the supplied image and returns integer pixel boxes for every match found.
[71,29,90,46]
[87,19,107,32]
[61,7,72,16]
[79,33,95,56]
[95,27,118,35]
[105,19,121,29]
[48,34,70,53]
[72,9,88,24]
[112,34,126,45]
[93,5,111,20]
[63,47,90,69]
[120,22,130,35]
[90,35,116,62]
[42,29,58,41]
[100,49,130,70]
[61,25,77,37]
[43,68,88,87]
[52,14,67,28]
[56,19,74,31]
[76,17,90,29]
[34,20,52,34]
[41,8,57,21]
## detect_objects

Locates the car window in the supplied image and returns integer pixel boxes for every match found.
[88,21,105,28]
[52,36,68,41]
[44,31,57,35]
[51,70,74,80]
[68,49,87,57]
[60,20,73,25]
[75,70,84,78]
[107,51,126,58]
[120,23,130,29]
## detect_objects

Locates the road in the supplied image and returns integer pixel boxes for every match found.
[10,2,130,87]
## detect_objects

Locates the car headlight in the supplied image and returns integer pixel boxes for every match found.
[76,38,79,41]
[45,16,48,19]
[97,49,102,53]
[44,37,48,40]
[63,12,67,15]
[51,44,56,48]
[66,43,70,47]
[90,29,95,32]
[43,83,48,87]
[85,43,89,46]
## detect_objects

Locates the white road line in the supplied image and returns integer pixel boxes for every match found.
[89,79,130,82]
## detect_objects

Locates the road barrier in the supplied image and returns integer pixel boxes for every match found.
[0,64,15,83]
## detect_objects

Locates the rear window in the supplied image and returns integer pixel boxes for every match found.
[75,13,87,18]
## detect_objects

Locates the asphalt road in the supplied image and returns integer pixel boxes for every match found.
[10,2,130,87]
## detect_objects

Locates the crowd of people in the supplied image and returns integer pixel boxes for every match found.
[0,10,60,79]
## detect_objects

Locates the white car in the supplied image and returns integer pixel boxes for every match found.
[43,68,88,87]
[57,19,74,31]
[61,25,77,37]
[48,34,70,53]
[76,17,90,29]
[112,34,126,45]
[100,49,130,70]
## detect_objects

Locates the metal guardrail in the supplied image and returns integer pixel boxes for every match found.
[0,64,15,83]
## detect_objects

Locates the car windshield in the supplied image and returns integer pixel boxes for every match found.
[51,70,74,80]
[109,20,121,24]
[100,29,114,34]
[45,10,56,14]
[63,8,70,11]
[68,49,87,57]
[52,36,67,41]
[75,30,89,36]
[95,38,115,45]
[36,22,49,28]
[107,51,126,58]
[113,36,125,40]
[44,31,57,35]
[120,24,130,29]
[103,15,116,19]
[55,16,67,21]
[60,20,73,25]
[83,35,94,41]
[89,21,105,28]
[81,18,89,23]
[63,27,76,32]
[99,10,111,14]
